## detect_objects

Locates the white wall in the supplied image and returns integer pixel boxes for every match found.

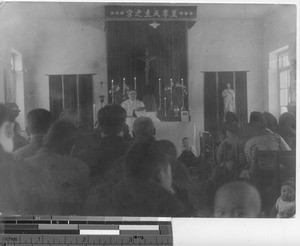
[2,3,294,153]
[0,3,107,127]
[261,5,296,118]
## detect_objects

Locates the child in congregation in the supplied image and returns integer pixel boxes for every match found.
[271,179,295,218]
[214,181,261,218]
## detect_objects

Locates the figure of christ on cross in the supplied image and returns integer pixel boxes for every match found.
[138,49,156,86]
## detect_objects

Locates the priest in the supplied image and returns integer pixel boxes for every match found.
[121,90,145,135]
[121,90,145,117]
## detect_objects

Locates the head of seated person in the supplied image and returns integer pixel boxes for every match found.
[124,141,174,194]
[249,111,266,132]
[263,111,278,133]
[5,102,20,121]
[26,109,52,137]
[279,112,296,135]
[214,181,261,218]
[132,116,155,141]
[0,104,14,154]
[157,140,177,159]
[225,111,239,124]
[225,122,240,139]
[43,121,78,155]
[59,109,79,127]
[98,104,126,137]
[182,137,193,152]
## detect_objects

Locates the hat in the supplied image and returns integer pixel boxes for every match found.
[281,179,295,191]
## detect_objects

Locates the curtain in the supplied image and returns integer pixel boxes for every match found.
[204,71,248,135]
[63,75,77,112]
[204,72,218,135]
[78,74,93,131]
[235,71,248,124]
[106,21,188,113]
[49,74,94,130]
[49,75,63,121]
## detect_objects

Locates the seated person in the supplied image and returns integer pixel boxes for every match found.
[132,116,156,143]
[74,105,131,185]
[214,181,261,218]
[178,137,198,167]
[122,123,133,142]
[271,179,295,218]
[101,116,156,187]
[278,112,296,151]
[206,160,236,211]
[241,112,291,180]
[157,140,194,216]
[216,122,240,165]
[58,109,79,127]
[14,108,52,159]
[5,102,28,151]
[221,111,240,137]
[25,121,90,215]
[263,111,278,134]
[0,104,42,215]
[84,141,185,217]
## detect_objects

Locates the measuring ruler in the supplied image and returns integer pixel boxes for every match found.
[0,216,173,246]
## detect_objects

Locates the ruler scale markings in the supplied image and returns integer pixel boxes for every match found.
[38,225,78,230]
[78,225,118,230]
[0,218,173,245]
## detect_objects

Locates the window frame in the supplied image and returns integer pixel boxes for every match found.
[277,50,290,114]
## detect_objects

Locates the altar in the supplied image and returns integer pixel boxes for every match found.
[105,6,196,122]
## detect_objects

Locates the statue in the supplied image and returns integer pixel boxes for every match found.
[222,83,235,118]
[138,49,156,85]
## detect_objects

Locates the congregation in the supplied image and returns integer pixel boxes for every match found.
[0,102,296,218]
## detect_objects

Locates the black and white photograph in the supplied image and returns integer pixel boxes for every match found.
[0,0,297,233]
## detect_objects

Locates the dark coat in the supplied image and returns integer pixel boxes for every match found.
[0,147,41,215]
[84,180,185,217]
[25,147,90,215]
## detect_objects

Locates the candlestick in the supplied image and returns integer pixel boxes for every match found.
[134,77,137,90]
[164,97,167,117]
[181,78,185,110]
[111,79,114,104]
[123,78,126,95]
[93,104,96,126]
[170,79,173,108]
[158,78,162,110]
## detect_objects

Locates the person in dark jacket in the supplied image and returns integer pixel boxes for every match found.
[14,108,52,159]
[25,121,90,215]
[73,105,131,185]
[84,141,185,217]
[278,112,296,151]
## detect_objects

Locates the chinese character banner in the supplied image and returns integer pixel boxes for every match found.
[105,6,197,20]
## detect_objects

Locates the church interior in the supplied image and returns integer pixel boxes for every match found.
[0,2,297,218]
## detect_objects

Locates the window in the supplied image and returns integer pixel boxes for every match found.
[278,51,290,114]
[48,74,94,131]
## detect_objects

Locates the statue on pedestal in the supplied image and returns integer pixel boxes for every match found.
[222,83,235,119]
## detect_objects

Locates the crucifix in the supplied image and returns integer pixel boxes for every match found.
[138,49,156,85]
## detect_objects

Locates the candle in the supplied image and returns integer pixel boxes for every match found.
[164,97,167,117]
[134,77,137,90]
[111,79,114,104]
[123,78,126,95]
[93,104,96,126]
[159,78,161,96]
[181,78,183,85]
[170,78,173,85]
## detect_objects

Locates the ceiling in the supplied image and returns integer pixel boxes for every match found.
[0,2,285,21]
